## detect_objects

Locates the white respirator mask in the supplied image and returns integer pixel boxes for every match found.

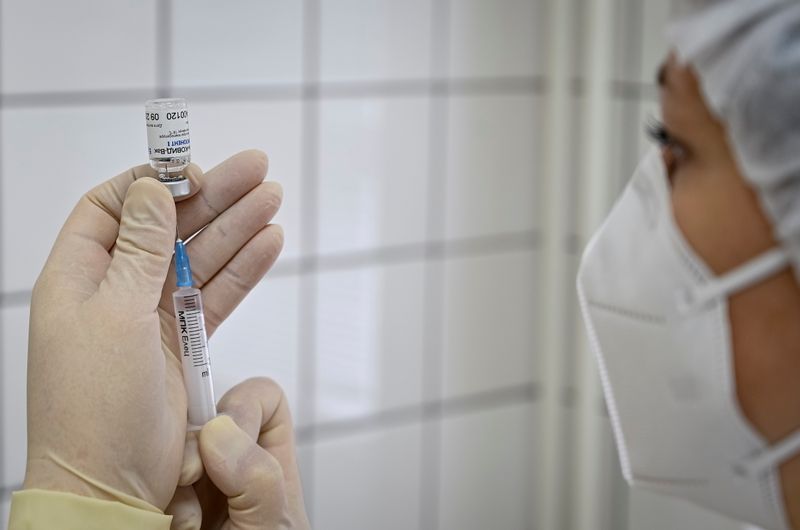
[577,148,800,530]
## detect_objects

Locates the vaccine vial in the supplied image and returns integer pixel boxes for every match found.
[145,98,192,198]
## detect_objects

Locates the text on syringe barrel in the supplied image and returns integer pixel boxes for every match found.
[173,288,216,427]
[176,293,210,371]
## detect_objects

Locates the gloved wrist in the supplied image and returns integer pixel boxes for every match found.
[25,458,118,504]
[23,452,166,513]
[9,489,171,530]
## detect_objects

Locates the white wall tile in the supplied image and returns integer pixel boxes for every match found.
[211,275,301,423]
[569,0,589,81]
[171,0,303,87]
[439,403,537,530]
[442,250,537,399]
[609,98,660,198]
[612,0,672,84]
[1,0,157,93]
[189,100,303,259]
[640,1,673,85]
[1,306,29,488]
[448,0,546,79]
[295,443,314,525]
[1,492,10,528]
[315,262,425,423]
[1,105,143,292]
[313,423,422,530]
[317,97,429,255]
[445,94,540,240]
[319,0,431,82]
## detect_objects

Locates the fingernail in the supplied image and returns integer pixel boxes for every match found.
[204,415,251,461]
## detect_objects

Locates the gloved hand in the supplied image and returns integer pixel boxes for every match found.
[23,150,285,511]
[165,378,310,530]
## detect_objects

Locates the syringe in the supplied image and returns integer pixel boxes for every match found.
[173,239,217,429]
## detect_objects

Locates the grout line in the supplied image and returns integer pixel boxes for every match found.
[1,89,159,108]
[170,84,304,103]
[274,230,542,276]
[0,0,5,493]
[297,0,321,523]
[419,0,451,528]
[0,230,544,308]
[609,4,644,529]
[0,291,29,308]
[296,382,538,445]
[319,76,547,99]
[0,78,540,109]
[0,484,19,497]
[572,77,658,102]
[611,79,658,101]
[0,76,659,110]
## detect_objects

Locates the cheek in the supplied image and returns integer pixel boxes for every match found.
[670,167,730,275]
[670,164,774,276]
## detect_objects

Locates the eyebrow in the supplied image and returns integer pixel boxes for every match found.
[656,61,668,87]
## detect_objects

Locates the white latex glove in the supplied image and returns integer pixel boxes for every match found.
[166,378,309,530]
[23,150,284,511]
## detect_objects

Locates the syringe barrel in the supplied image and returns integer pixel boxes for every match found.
[172,286,217,428]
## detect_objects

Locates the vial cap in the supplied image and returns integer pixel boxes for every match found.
[164,178,191,198]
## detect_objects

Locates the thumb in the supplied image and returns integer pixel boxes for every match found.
[99,177,176,312]
[199,415,290,530]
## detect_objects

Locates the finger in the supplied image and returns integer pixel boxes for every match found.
[179,430,203,487]
[199,224,284,336]
[43,163,202,297]
[176,150,268,240]
[216,377,292,446]
[165,486,202,530]
[159,181,282,314]
[63,163,202,251]
[199,415,290,529]
[96,178,176,313]
[216,378,307,525]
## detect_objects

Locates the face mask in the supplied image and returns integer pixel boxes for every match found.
[577,148,800,530]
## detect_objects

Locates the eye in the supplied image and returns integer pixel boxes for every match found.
[646,118,687,176]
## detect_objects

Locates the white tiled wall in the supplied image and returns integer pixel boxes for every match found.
[314,262,425,423]
[189,100,304,258]
[1,1,157,93]
[171,0,304,88]
[211,275,302,423]
[442,250,538,399]
[1,306,29,490]
[0,493,9,527]
[447,0,547,79]
[438,402,538,530]
[318,0,432,82]
[312,423,423,530]
[612,0,673,85]
[444,94,540,240]
[317,97,430,254]
[1,105,143,292]
[0,1,752,530]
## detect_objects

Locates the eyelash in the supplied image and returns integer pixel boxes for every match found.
[645,118,687,160]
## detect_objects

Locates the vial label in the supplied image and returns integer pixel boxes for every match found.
[146,108,191,159]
